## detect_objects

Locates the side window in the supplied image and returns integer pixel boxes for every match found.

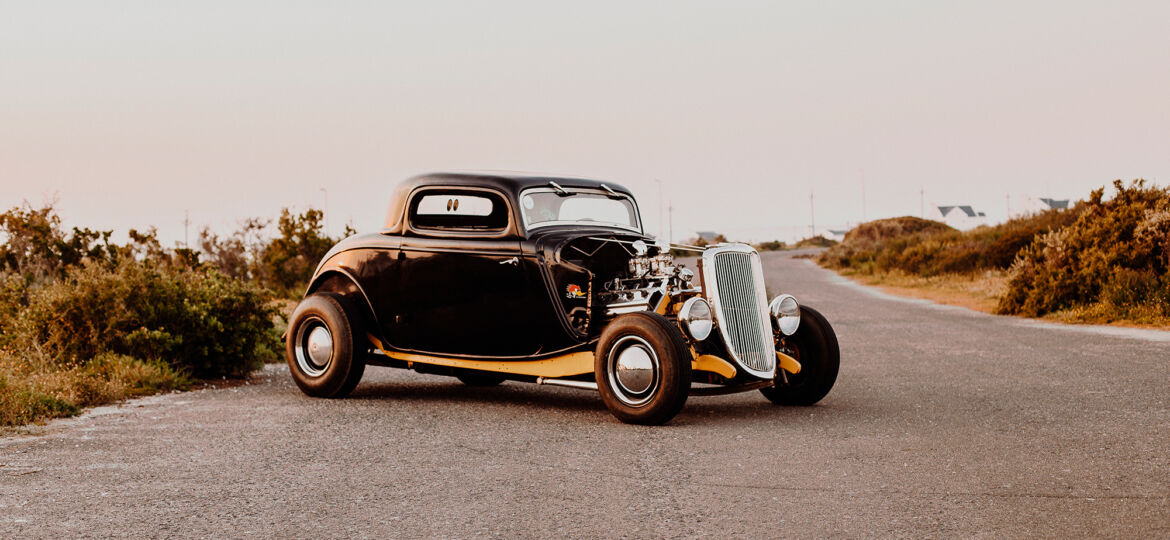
[409,190,509,231]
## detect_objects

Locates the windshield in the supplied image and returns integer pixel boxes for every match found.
[520,188,641,232]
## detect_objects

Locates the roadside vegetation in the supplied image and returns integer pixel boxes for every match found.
[756,236,839,252]
[819,180,1170,327]
[0,203,350,426]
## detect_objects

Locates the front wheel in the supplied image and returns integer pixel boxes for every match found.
[595,312,692,425]
[761,305,839,406]
[286,293,367,398]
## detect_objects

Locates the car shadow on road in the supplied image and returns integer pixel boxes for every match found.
[674,399,847,425]
[347,379,862,427]
[348,380,609,413]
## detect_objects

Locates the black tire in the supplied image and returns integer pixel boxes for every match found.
[761,305,839,406]
[595,312,692,425]
[286,292,367,398]
[455,370,506,387]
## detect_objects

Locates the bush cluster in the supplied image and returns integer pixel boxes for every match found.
[997,180,1170,317]
[818,180,1169,323]
[756,240,787,251]
[795,236,839,249]
[819,211,1079,277]
[0,202,336,425]
[3,261,280,379]
[198,208,354,297]
[0,352,184,426]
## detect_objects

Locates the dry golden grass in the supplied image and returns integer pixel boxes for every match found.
[840,269,1009,313]
[839,268,1170,330]
[1043,303,1170,328]
[0,351,188,427]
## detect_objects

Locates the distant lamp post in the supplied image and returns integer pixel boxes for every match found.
[809,190,815,238]
[668,200,673,245]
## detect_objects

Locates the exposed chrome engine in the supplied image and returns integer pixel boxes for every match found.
[554,235,795,380]
[596,243,697,316]
[555,235,700,330]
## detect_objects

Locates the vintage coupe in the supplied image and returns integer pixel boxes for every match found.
[286,172,839,425]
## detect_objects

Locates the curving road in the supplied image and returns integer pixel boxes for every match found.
[3,251,1169,538]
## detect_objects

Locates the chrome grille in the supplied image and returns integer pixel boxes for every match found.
[702,246,776,377]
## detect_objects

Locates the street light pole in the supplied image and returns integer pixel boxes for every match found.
[810,190,815,238]
[668,200,673,245]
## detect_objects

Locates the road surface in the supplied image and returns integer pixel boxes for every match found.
[3,251,1168,538]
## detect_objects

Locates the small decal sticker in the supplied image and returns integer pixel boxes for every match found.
[566,284,585,298]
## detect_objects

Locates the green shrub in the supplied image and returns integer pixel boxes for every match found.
[819,216,956,274]
[0,203,311,425]
[819,210,1080,277]
[12,260,280,378]
[997,180,1170,316]
[0,374,79,426]
[794,236,838,248]
[0,203,117,279]
[1102,268,1161,309]
[0,352,186,426]
[256,208,336,296]
[816,183,1170,325]
[198,209,355,298]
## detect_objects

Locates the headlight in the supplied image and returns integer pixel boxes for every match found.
[678,297,714,341]
[769,294,801,336]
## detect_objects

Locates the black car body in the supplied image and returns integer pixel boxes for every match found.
[286,172,839,424]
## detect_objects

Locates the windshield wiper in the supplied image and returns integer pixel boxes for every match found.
[599,184,624,200]
[549,181,575,197]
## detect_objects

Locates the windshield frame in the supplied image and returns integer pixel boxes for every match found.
[518,187,643,234]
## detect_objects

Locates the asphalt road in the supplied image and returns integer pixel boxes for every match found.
[3,251,1169,538]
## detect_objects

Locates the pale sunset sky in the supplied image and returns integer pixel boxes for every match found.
[2,1,1168,243]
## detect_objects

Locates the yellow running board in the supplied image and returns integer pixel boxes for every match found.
[368,335,595,378]
[367,334,792,380]
[367,334,758,378]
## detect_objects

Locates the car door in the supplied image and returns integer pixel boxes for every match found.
[389,188,541,357]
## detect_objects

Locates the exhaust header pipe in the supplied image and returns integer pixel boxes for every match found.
[536,377,598,391]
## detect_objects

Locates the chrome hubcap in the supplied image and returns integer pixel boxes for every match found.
[607,336,660,407]
[306,327,333,368]
[295,319,333,377]
[615,346,654,394]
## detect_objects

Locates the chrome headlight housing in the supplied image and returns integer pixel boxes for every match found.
[769,294,801,336]
[678,297,714,341]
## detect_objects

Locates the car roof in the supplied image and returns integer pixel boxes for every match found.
[402,171,632,197]
[384,171,636,231]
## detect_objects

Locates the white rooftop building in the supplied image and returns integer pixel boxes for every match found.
[935,205,988,230]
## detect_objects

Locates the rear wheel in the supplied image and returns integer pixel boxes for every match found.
[595,312,692,425]
[761,305,839,406]
[286,293,367,398]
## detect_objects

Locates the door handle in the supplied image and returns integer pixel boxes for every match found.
[500,256,520,266]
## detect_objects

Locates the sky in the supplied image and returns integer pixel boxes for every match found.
[2,1,1168,244]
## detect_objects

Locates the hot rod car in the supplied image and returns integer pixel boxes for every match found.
[286,172,839,425]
